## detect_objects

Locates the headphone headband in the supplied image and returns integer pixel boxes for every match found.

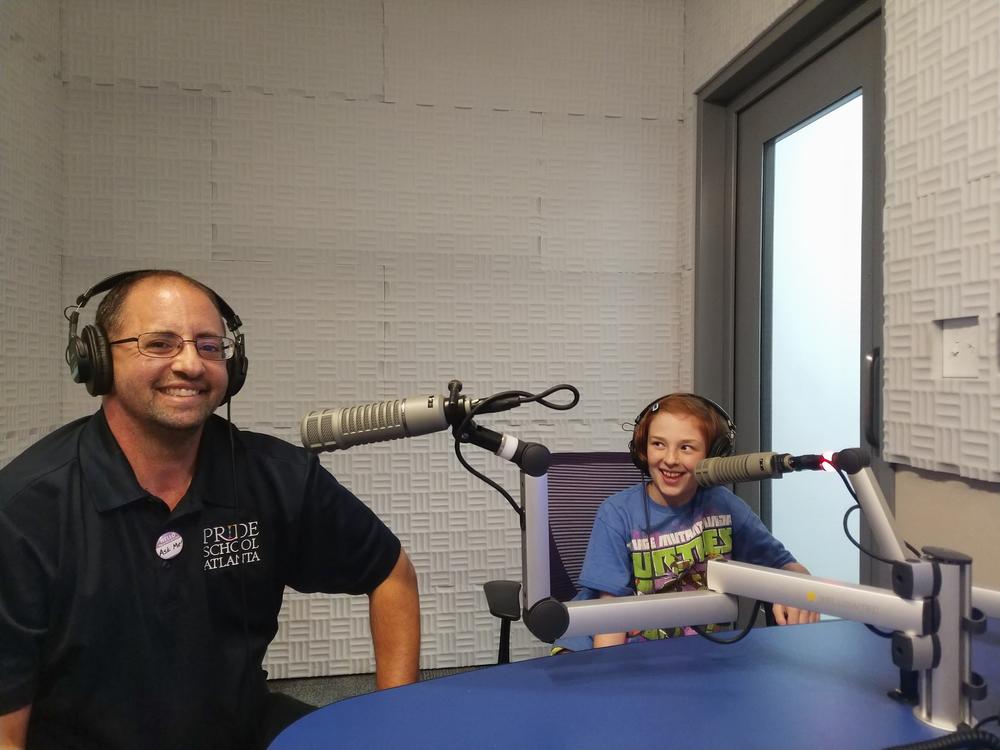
[71,269,243,331]
[627,392,736,473]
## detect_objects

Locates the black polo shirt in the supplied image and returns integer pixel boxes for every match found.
[0,410,401,750]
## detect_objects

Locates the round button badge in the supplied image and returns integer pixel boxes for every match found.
[155,531,184,560]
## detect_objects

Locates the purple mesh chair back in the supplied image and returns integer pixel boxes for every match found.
[545,452,643,602]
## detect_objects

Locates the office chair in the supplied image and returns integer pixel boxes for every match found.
[484,452,643,663]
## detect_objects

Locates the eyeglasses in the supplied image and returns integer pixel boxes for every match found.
[109,332,236,361]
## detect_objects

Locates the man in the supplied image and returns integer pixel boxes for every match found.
[0,271,420,750]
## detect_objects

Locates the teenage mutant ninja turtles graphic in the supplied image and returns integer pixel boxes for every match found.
[626,515,733,640]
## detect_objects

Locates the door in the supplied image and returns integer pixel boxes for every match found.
[695,3,889,587]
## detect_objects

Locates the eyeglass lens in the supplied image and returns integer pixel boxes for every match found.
[137,332,233,360]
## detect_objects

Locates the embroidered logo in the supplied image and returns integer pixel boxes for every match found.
[202,521,261,570]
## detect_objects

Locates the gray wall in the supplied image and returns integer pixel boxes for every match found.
[1,0,64,458]
[880,0,1000,587]
[3,0,688,676]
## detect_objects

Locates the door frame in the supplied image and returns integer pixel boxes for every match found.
[692,0,890,586]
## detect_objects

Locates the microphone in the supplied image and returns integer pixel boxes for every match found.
[458,423,551,477]
[695,448,870,487]
[301,395,452,452]
[300,393,549,475]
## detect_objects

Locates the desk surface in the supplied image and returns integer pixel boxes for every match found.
[272,620,1000,750]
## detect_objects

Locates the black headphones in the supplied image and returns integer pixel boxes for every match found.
[65,270,249,401]
[628,393,736,473]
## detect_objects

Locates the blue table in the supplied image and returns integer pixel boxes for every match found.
[271,619,1000,749]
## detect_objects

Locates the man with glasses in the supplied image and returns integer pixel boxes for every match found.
[0,271,420,750]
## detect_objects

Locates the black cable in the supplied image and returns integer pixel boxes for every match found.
[455,384,580,436]
[842,503,899,565]
[882,730,1000,750]
[451,384,580,518]
[866,623,894,638]
[833,466,925,565]
[831,490,893,636]
[836,469,923,637]
[692,600,766,644]
[974,715,999,732]
[227,400,254,745]
[453,440,522,518]
[834,467,899,566]
[635,476,753,644]
[834,464,859,502]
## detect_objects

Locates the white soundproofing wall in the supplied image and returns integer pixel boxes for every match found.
[883,0,1000,482]
[0,0,65,464]
[681,0,800,97]
[51,0,688,675]
[679,0,799,363]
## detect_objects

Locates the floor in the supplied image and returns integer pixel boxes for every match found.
[267,666,481,707]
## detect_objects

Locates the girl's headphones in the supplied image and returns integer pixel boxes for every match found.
[65,270,249,401]
[627,393,736,473]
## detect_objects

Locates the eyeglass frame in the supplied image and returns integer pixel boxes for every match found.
[108,331,237,361]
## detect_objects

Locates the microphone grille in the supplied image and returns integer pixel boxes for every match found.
[301,395,446,452]
[347,400,402,434]
[302,399,409,451]
[302,411,324,448]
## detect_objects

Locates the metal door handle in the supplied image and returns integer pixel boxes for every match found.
[864,347,880,448]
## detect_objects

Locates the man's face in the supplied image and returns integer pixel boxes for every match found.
[644,410,708,508]
[103,277,230,436]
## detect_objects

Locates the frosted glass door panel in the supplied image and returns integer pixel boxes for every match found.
[769,94,862,585]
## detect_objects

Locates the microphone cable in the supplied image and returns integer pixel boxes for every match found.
[227,399,255,747]
[635,476,764,646]
[880,707,1000,750]
[831,466,927,640]
[693,599,767,644]
[974,714,999,732]
[833,465,913,566]
[451,383,580,521]
[881,729,1000,750]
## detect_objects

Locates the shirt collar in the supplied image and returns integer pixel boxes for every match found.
[188,415,238,509]
[81,410,238,512]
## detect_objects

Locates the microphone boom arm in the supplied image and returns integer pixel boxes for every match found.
[519,449,992,733]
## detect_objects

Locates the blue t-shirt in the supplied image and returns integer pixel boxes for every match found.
[556,482,795,650]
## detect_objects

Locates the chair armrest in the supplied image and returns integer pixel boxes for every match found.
[484,580,522,621]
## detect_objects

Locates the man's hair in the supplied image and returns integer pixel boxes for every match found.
[95,270,224,338]
[633,393,727,467]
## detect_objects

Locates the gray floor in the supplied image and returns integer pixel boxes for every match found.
[267,666,482,707]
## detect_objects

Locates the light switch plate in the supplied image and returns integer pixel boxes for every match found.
[941,316,979,378]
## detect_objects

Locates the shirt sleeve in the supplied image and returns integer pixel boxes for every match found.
[730,497,796,569]
[0,510,47,713]
[577,502,635,597]
[552,587,599,652]
[285,456,401,596]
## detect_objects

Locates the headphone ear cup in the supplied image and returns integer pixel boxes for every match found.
[709,429,735,458]
[708,437,724,458]
[224,338,248,402]
[81,325,113,396]
[67,336,91,387]
[628,437,646,474]
[629,399,660,475]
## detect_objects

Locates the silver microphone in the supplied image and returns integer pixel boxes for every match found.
[301,395,451,452]
[695,451,791,487]
[694,450,865,487]
[300,392,527,453]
